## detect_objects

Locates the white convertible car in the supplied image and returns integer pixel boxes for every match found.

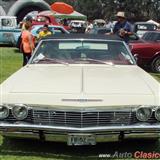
[0,34,160,145]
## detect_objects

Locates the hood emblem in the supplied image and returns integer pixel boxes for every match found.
[61,99,103,102]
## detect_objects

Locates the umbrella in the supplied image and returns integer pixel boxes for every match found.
[51,2,74,14]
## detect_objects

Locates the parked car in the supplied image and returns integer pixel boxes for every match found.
[133,22,157,38]
[31,14,71,30]
[89,27,139,42]
[93,19,106,27]
[0,16,21,46]
[142,30,160,41]
[0,34,160,145]
[69,20,87,28]
[130,31,160,72]
[69,20,87,33]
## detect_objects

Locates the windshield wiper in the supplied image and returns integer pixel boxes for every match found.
[73,58,114,65]
[33,57,69,65]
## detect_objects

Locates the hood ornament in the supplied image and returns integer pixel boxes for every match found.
[61,99,103,102]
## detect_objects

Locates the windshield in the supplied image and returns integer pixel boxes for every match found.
[142,32,160,41]
[136,24,157,31]
[30,40,135,65]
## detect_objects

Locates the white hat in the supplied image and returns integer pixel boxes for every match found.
[116,12,125,18]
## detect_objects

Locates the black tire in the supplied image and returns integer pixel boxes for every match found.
[151,56,160,73]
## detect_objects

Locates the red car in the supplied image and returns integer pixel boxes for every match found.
[130,31,160,73]
[32,15,71,31]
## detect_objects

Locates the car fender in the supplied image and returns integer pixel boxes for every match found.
[149,51,160,64]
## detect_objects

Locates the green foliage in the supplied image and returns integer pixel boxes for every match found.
[46,0,160,21]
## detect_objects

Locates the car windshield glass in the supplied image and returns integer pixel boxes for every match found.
[31,40,135,65]
[97,29,111,34]
[142,32,160,41]
[136,24,157,31]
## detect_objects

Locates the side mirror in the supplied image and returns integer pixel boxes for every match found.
[133,54,138,62]
[129,34,139,40]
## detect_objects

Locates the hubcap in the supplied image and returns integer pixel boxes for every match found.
[155,58,160,72]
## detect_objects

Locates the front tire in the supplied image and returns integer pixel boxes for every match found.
[151,56,160,73]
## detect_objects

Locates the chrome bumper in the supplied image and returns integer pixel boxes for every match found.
[0,123,160,144]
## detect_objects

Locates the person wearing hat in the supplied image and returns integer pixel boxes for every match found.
[113,11,133,43]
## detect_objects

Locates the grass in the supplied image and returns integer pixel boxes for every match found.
[0,47,22,83]
[150,73,160,82]
[0,47,160,160]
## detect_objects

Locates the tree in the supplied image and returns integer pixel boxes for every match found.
[44,0,160,22]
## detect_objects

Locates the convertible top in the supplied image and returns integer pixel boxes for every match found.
[41,33,123,41]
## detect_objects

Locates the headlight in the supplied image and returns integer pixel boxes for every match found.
[0,105,9,119]
[155,108,160,121]
[136,107,152,122]
[12,104,28,120]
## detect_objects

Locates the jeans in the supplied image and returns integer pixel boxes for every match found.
[23,53,31,66]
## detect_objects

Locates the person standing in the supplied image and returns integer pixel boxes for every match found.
[85,21,93,33]
[113,12,133,43]
[21,22,35,66]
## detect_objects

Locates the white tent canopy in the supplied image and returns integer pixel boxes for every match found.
[38,10,87,20]
[147,19,160,27]
[54,11,87,20]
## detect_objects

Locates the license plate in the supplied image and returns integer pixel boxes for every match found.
[67,134,96,146]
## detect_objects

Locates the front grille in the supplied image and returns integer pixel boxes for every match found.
[1,108,157,127]
[32,109,133,128]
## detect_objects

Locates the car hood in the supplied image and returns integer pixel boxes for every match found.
[130,40,155,46]
[2,65,155,94]
[1,65,160,106]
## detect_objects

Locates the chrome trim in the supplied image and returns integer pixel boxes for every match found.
[2,132,39,140]
[32,108,133,127]
[12,104,29,120]
[136,107,152,122]
[61,99,103,102]
[4,104,159,112]
[1,124,159,144]
[0,123,160,132]
[2,105,159,128]
[41,39,124,43]
[26,105,137,111]
[0,105,9,119]
[3,104,138,112]
[155,107,160,121]
[2,132,159,144]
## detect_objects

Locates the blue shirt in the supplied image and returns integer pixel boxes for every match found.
[113,21,132,43]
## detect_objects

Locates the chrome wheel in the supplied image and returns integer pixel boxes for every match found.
[151,56,160,73]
